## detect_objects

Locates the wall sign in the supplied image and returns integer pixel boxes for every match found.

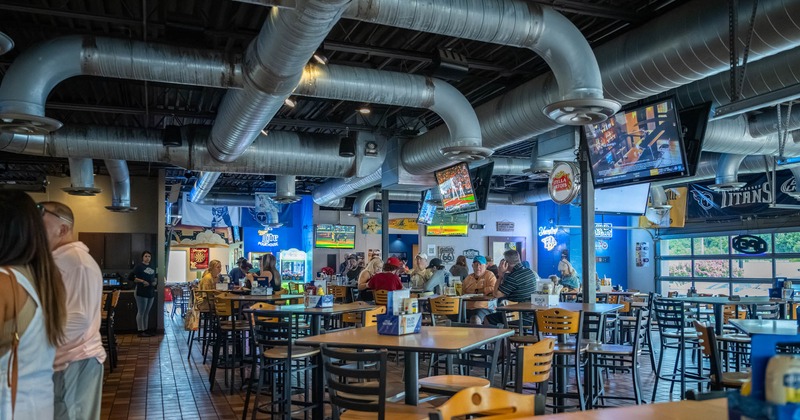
[687,170,800,220]
[496,221,515,232]
[427,244,436,257]
[635,241,650,267]
[439,246,455,263]
[462,249,480,259]
[731,235,768,255]
[541,235,557,251]
[595,223,613,239]
[189,248,209,270]
[548,162,580,204]
[257,228,279,247]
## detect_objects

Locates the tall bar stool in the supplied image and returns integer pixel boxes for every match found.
[100,290,121,371]
[535,308,585,412]
[694,321,750,391]
[374,289,389,306]
[514,338,556,395]
[650,298,707,402]
[188,289,218,362]
[209,293,249,394]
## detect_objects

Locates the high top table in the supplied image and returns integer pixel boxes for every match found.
[296,325,513,417]
[669,296,786,333]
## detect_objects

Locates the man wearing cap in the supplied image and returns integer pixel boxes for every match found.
[343,254,361,282]
[229,257,247,286]
[367,257,404,292]
[421,258,448,294]
[462,256,498,324]
[338,253,352,276]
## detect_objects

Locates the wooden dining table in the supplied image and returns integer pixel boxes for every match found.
[532,397,727,419]
[670,296,787,333]
[296,325,513,417]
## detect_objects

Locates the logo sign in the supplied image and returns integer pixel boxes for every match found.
[538,226,558,237]
[595,223,613,239]
[496,221,515,232]
[595,240,609,250]
[439,246,455,263]
[548,162,580,204]
[462,249,480,259]
[731,235,768,255]
[257,228,279,247]
[541,236,557,251]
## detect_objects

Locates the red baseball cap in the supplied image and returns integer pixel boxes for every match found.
[386,257,403,267]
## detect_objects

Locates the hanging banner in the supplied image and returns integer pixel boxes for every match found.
[638,187,688,228]
[181,195,241,227]
[388,218,419,231]
[686,170,800,220]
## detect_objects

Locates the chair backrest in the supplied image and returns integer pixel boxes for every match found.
[751,304,780,320]
[582,312,605,343]
[363,305,386,327]
[629,308,650,355]
[249,309,295,352]
[110,289,121,309]
[411,291,434,299]
[320,344,388,420]
[722,305,746,324]
[596,294,609,303]
[667,291,679,298]
[213,292,236,317]
[536,308,582,335]
[694,321,723,386]
[517,338,555,385]
[430,296,460,315]
[374,289,389,306]
[608,294,620,304]
[249,302,279,323]
[329,285,348,300]
[652,299,690,333]
[342,304,387,327]
[430,386,536,420]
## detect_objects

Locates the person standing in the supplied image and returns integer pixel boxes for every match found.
[132,251,157,337]
[0,193,67,420]
[38,201,106,419]
[484,250,538,326]
[449,256,469,280]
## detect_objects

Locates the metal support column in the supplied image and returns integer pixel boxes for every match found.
[579,146,597,303]
[381,189,389,257]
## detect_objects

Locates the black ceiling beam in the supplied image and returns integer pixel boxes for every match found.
[0,2,166,31]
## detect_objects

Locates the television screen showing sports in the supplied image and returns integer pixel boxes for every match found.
[417,190,437,225]
[314,224,356,249]
[583,97,688,189]
[425,211,468,236]
[435,162,479,214]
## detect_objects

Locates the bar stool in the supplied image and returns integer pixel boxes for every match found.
[208,293,249,394]
[535,308,585,412]
[428,296,462,326]
[100,290,121,371]
[694,321,750,390]
[374,289,389,306]
[514,338,556,395]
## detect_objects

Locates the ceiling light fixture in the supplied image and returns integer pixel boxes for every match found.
[312,52,329,65]
[260,129,269,137]
[283,97,296,108]
[357,105,371,115]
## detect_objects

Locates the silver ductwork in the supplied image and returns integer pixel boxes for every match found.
[483,158,531,177]
[0,125,378,177]
[350,188,422,216]
[748,104,800,139]
[0,35,241,135]
[0,32,12,56]
[104,159,136,212]
[297,63,490,164]
[702,115,800,156]
[207,1,349,163]
[710,154,748,191]
[312,170,384,207]
[525,141,553,180]
[62,158,100,196]
[510,188,552,205]
[273,175,301,204]
[649,185,672,210]
[188,172,222,203]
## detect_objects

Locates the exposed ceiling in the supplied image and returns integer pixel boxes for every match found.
[0,0,691,197]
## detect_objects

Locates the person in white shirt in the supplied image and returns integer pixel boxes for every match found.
[39,202,106,420]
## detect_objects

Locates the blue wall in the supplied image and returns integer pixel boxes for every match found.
[387,234,419,268]
[536,201,629,289]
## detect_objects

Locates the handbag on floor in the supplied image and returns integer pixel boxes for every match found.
[184,306,199,331]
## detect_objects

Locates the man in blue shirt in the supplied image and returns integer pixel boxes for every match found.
[484,249,539,326]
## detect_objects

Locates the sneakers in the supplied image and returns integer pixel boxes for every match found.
[137,331,153,337]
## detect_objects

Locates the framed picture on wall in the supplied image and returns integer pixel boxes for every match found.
[487,236,526,266]
[361,217,382,234]
[189,247,210,270]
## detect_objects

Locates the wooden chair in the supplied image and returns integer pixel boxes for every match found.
[320,345,430,420]
[329,285,349,303]
[428,296,461,326]
[694,321,749,390]
[535,308,585,412]
[342,305,386,327]
[374,289,390,306]
[514,338,555,394]
[429,386,536,420]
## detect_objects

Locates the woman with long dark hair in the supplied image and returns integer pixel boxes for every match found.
[259,254,282,291]
[0,191,67,419]
[132,251,157,336]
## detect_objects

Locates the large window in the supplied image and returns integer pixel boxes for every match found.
[658,232,799,296]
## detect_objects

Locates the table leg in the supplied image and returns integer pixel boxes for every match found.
[404,351,419,405]
[312,352,323,420]
[555,353,566,413]
[714,304,723,335]
[311,314,321,336]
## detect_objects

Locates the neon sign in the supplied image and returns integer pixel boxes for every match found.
[257,228,279,247]
[538,226,559,237]
[541,235,557,251]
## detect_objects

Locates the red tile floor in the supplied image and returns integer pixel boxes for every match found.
[100,309,706,419]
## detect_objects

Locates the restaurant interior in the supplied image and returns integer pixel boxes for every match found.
[4,0,800,418]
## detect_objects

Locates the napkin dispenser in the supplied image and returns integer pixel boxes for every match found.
[377,313,422,335]
[305,294,334,308]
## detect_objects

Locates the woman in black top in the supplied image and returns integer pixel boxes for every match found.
[259,254,282,291]
[133,251,156,336]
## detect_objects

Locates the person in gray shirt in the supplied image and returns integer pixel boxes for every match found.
[422,258,448,294]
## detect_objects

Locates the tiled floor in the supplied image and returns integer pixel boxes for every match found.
[100,310,709,419]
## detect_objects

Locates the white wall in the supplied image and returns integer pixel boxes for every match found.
[313,203,536,273]
[628,218,656,292]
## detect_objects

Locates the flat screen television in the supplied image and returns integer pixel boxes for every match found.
[434,162,479,214]
[594,183,650,215]
[314,224,356,249]
[583,96,688,189]
[425,211,469,236]
[470,161,494,211]
[678,102,712,176]
[417,190,437,225]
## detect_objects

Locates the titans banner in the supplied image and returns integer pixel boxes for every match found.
[687,170,800,220]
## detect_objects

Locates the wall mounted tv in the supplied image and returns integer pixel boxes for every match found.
[583,97,688,189]
[470,161,494,212]
[435,162,479,214]
[425,212,469,237]
[678,102,712,177]
[314,224,356,249]
[417,190,438,225]
[594,183,651,215]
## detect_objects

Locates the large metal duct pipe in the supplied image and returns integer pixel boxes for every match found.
[0,32,12,56]
[703,115,799,156]
[710,154,748,191]
[351,188,380,217]
[0,35,241,134]
[484,158,532,177]
[273,175,300,204]
[207,0,349,164]
[510,188,552,205]
[188,172,222,203]
[296,63,489,162]
[312,170,384,207]
[748,104,800,139]
[62,158,100,196]
[104,159,136,212]
[649,186,671,210]
[0,125,369,177]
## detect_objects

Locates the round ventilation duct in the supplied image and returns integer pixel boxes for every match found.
[272,175,301,204]
[543,98,621,125]
[0,32,13,56]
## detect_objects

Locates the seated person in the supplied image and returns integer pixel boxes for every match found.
[367,257,404,292]
[409,253,428,289]
[484,250,539,326]
[357,258,383,301]
[343,254,362,283]
[462,256,497,324]
[421,258,447,294]
[558,253,580,291]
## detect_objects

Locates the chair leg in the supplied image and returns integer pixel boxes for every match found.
[651,342,666,403]
[242,355,257,420]
[632,358,642,405]
[209,330,221,391]
[575,356,585,411]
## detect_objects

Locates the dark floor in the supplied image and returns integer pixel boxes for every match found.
[100,306,707,419]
